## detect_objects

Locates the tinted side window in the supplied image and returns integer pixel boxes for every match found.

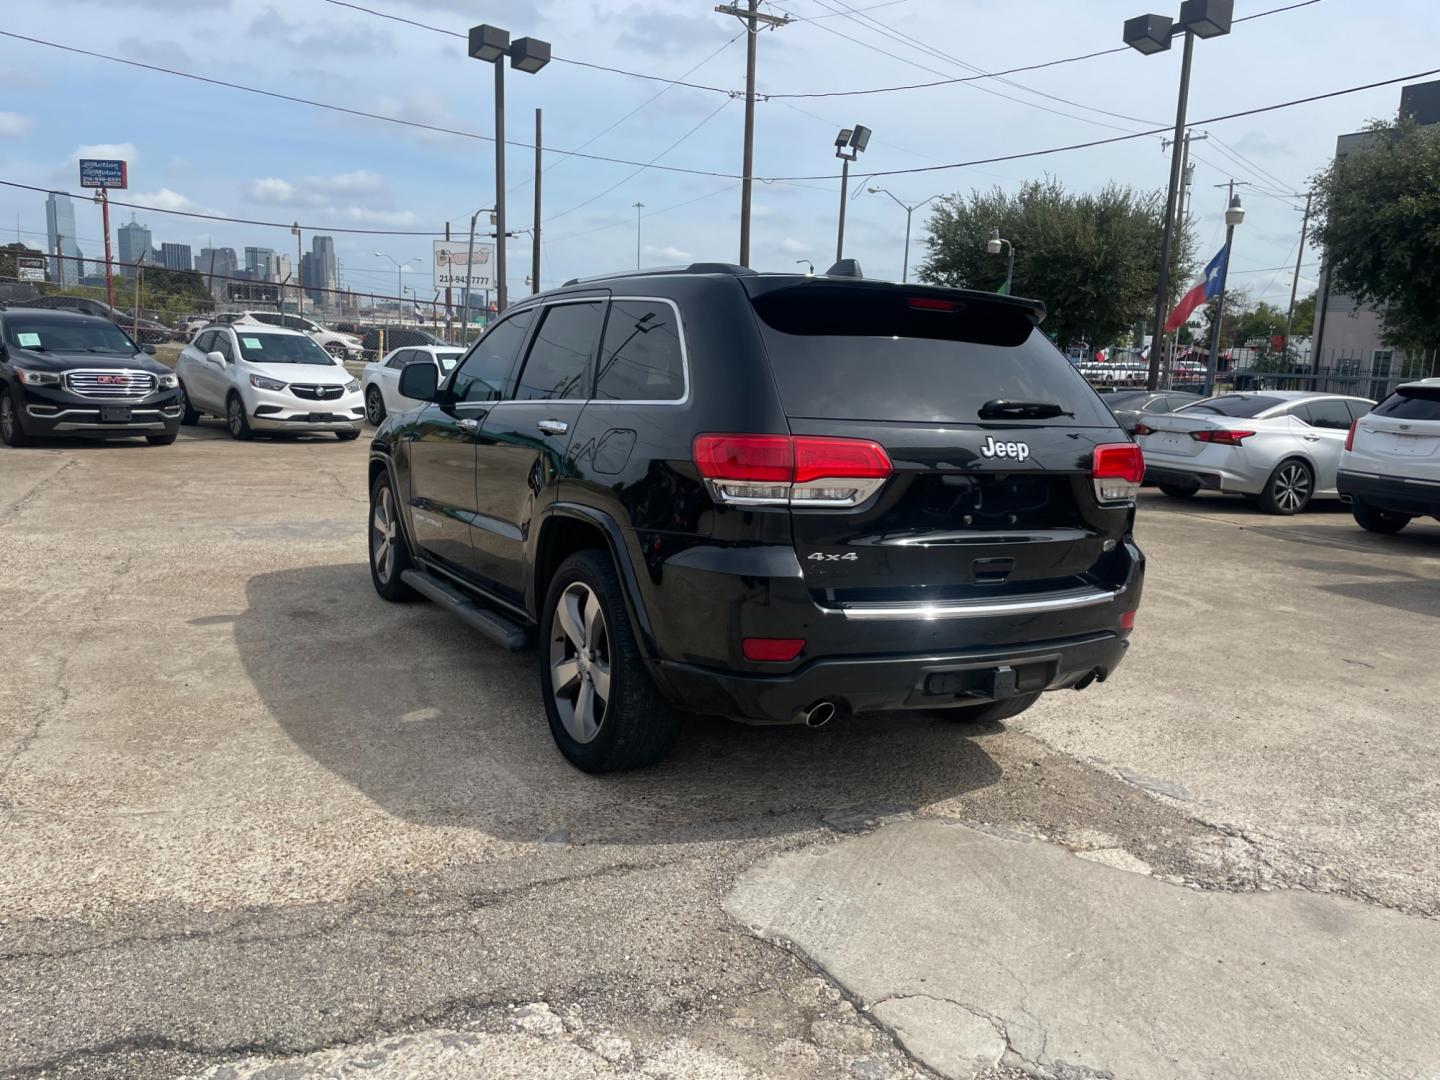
[1141,396,1172,413]
[1298,400,1353,430]
[452,309,534,403]
[194,331,214,352]
[213,332,234,362]
[253,313,282,326]
[514,302,603,401]
[1372,388,1440,421]
[1345,399,1373,422]
[384,350,407,370]
[595,299,685,401]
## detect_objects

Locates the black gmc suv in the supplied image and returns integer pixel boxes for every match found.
[1,309,182,446]
[367,264,1145,772]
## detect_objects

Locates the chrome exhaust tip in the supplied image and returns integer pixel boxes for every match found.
[801,700,838,728]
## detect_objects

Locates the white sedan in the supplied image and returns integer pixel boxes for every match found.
[361,344,464,424]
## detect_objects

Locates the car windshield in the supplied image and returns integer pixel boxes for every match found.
[235,332,337,365]
[1179,394,1286,418]
[3,318,137,354]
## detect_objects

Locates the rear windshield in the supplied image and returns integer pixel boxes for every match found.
[1178,394,1285,418]
[749,284,1112,426]
[1373,385,1440,421]
[236,333,337,365]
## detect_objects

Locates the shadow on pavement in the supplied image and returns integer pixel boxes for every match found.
[1316,579,1440,618]
[235,563,1004,845]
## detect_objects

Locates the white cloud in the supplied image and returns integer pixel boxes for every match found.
[126,188,228,218]
[644,244,692,263]
[245,170,390,207]
[0,112,33,137]
[71,143,137,163]
[779,237,809,255]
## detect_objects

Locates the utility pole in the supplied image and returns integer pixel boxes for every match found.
[132,253,144,341]
[1283,190,1314,361]
[633,202,645,268]
[532,108,543,295]
[1145,28,1195,392]
[444,221,452,340]
[98,188,115,310]
[718,1,790,268]
[1159,130,1206,388]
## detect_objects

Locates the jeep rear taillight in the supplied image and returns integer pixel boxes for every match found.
[693,433,893,508]
[1091,443,1144,505]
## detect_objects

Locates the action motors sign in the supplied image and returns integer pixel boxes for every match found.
[433,240,493,291]
[79,159,128,189]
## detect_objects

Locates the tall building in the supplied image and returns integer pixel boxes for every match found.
[44,193,85,286]
[300,250,318,305]
[311,234,337,296]
[194,246,238,300]
[160,242,192,272]
[245,246,276,281]
[116,217,152,277]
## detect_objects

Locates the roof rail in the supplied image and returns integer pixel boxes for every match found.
[560,262,758,287]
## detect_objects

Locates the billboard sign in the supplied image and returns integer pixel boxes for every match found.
[433,240,493,291]
[16,255,46,282]
[79,159,128,189]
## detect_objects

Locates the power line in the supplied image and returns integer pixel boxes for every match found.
[1207,134,1300,195]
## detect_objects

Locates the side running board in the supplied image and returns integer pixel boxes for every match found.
[400,569,533,652]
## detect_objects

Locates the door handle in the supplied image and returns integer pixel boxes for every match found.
[1303,434,1319,441]
[537,418,569,436]
[457,418,480,435]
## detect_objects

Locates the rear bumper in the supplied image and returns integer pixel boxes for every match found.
[1144,460,1260,494]
[1337,469,1440,518]
[656,631,1131,724]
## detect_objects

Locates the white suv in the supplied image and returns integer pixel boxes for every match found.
[1338,378,1440,533]
[231,312,363,360]
[175,324,364,440]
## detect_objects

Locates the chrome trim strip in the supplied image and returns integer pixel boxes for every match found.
[833,586,1121,621]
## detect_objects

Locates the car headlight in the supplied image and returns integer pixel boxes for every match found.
[15,368,61,386]
[344,378,361,393]
[157,372,179,389]
[250,374,288,392]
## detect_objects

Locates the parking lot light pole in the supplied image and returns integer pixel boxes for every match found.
[833,125,871,263]
[469,25,550,316]
[986,228,1015,294]
[867,187,941,283]
[1124,0,1234,391]
[374,253,421,323]
[1204,189,1244,396]
[291,222,302,318]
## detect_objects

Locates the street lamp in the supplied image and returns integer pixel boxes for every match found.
[833,124,871,263]
[468,24,551,315]
[795,259,814,276]
[289,222,301,320]
[867,187,941,283]
[985,228,1015,295]
[460,206,497,326]
[374,252,421,323]
[1204,190,1244,396]
[1124,0,1234,390]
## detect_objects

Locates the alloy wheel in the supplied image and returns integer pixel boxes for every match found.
[1273,463,1311,513]
[1,396,13,441]
[366,389,385,425]
[371,484,397,583]
[549,582,611,745]
[228,398,242,436]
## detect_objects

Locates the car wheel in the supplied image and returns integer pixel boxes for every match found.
[1258,459,1313,515]
[335,429,361,441]
[1351,499,1411,534]
[325,342,347,361]
[942,692,1041,725]
[368,472,419,601]
[146,433,178,446]
[0,390,30,447]
[178,383,200,425]
[540,550,680,773]
[365,386,387,425]
[1158,483,1199,499]
[226,393,254,441]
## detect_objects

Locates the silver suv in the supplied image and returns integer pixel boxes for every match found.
[1338,379,1440,533]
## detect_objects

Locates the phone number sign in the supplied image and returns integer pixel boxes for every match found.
[79,159,128,189]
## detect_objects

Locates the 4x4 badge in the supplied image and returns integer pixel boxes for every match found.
[979,436,1030,462]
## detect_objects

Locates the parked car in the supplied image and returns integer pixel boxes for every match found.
[1101,390,1204,435]
[1137,391,1374,514]
[1337,378,1440,533]
[361,344,464,424]
[229,312,364,360]
[175,323,363,440]
[0,309,182,446]
[175,314,212,337]
[358,326,441,362]
[366,263,1145,772]
[14,294,174,344]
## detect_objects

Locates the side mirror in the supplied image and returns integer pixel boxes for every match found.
[142,343,156,355]
[399,360,440,401]
[206,351,226,366]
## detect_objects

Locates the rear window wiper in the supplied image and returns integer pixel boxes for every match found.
[979,398,1074,420]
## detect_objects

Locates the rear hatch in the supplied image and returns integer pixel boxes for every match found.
[743,278,1133,610]
[1355,383,1440,470]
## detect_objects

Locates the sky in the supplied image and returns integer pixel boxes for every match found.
[1,0,1436,311]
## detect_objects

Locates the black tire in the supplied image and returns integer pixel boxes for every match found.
[1158,483,1199,499]
[368,471,419,602]
[0,389,29,447]
[1258,458,1313,515]
[539,549,679,773]
[336,429,362,441]
[1351,499,1411,535]
[942,692,1041,725]
[226,393,254,441]
[178,383,200,425]
[146,433,178,446]
[365,386,387,426]
[325,342,348,361]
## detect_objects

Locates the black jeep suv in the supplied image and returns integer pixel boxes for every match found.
[367,264,1145,772]
[1,309,182,446]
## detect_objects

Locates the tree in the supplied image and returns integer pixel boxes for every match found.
[1312,117,1440,358]
[1289,290,1316,337]
[0,241,45,283]
[917,177,1194,351]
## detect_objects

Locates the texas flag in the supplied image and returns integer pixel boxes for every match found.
[1164,245,1228,333]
